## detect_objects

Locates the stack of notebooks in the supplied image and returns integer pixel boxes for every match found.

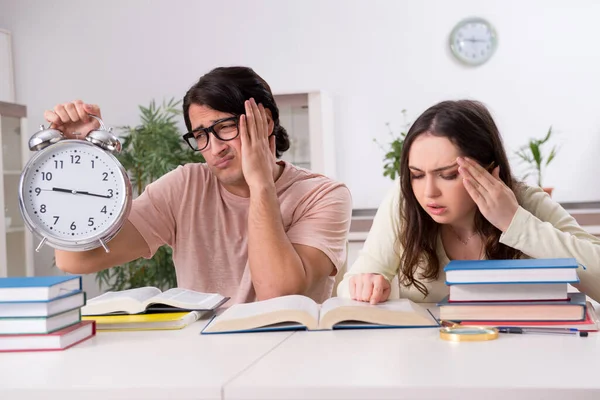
[439,258,598,331]
[81,287,229,331]
[0,275,96,352]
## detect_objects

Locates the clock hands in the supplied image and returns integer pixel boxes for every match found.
[462,37,488,43]
[51,187,113,199]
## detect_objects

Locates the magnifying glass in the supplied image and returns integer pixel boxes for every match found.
[439,325,499,342]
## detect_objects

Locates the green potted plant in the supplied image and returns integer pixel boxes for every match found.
[374,109,410,181]
[95,98,205,291]
[514,126,559,196]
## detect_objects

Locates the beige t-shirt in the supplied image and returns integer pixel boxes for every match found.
[337,179,600,303]
[128,161,352,305]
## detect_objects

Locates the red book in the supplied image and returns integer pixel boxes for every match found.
[459,302,599,332]
[0,320,96,352]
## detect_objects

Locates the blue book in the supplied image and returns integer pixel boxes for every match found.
[444,258,580,285]
[0,291,86,318]
[0,276,82,302]
[201,295,439,335]
[0,308,82,335]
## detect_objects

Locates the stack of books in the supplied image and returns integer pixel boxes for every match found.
[438,258,598,331]
[81,287,229,331]
[0,275,96,352]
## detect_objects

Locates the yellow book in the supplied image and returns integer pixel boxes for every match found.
[82,311,204,331]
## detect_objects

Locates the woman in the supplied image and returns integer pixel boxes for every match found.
[337,100,600,304]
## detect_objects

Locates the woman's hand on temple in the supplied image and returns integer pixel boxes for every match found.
[457,157,519,232]
[349,273,391,304]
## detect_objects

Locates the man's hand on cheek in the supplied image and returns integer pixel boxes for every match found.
[240,98,277,192]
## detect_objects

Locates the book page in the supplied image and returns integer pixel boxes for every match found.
[203,295,319,333]
[217,295,319,322]
[147,288,226,310]
[319,297,437,329]
[81,287,162,315]
[320,297,367,316]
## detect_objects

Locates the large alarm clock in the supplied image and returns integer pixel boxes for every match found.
[18,115,132,252]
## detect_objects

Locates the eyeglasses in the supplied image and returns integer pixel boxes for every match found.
[182,116,239,151]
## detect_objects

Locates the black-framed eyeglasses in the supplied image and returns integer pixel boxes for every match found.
[182,116,239,151]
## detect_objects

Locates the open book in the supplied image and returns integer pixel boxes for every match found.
[201,295,438,334]
[81,287,229,316]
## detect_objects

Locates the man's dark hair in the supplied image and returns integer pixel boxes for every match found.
[183,66,290,158]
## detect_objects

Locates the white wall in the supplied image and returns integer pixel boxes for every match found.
[1,0,599,284]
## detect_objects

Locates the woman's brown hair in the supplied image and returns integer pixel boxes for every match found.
[398,100,522,297]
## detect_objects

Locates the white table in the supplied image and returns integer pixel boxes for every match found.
[224,326,600,400]
[2,310,600,400]
[0,317,294,400]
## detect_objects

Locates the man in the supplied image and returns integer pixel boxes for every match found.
[48,66,352,305]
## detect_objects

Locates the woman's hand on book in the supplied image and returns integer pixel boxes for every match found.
[457,157,519,232]
[349,273,391,304]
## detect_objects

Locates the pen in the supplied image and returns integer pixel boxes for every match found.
[498,327,588,337]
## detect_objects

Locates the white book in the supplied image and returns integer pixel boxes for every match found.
[0,308,81,334]
[0,320,95,352]
[0,291,85,317]
[202,295,438,334]
[81,287,228,316]
[449,283,568,302]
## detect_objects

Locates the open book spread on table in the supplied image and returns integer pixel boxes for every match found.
[81,287,228,315]
[201,295,438,334]
[83,311,203,331]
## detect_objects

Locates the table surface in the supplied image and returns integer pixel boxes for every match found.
[2,306,600,400]
[0,317,293,400]
[225,324,600,400]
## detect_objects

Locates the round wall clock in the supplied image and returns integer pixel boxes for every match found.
[449,17,498,66]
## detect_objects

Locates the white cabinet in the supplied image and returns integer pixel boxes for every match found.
[0,102,34,277]
[0,29,15,103]
[275,91,336,179]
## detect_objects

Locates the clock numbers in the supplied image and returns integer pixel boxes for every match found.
[23,143,126,241]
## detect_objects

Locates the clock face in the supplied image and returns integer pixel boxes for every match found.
[19,140,130,245]
[450,18,497,66]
